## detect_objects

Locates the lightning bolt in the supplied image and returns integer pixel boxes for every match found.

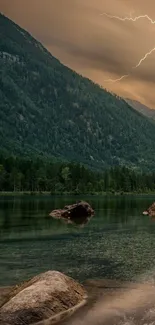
[101,12,155,82]
[104,74,129,83]
[100,12,155,24]
[133,47,155,68]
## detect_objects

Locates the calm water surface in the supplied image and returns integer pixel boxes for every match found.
[0,195,155,286]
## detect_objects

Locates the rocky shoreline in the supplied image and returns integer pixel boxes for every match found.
[1,274,155,325]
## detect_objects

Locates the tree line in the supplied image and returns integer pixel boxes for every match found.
[0,155,155,194]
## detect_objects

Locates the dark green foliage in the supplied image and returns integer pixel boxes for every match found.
[0,154,154,193]
[1,13,155,170]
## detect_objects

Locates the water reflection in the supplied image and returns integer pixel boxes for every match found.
[0,195,154,240]
[0,195,155,286]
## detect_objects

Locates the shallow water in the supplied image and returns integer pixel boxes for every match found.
[0,195,155,286]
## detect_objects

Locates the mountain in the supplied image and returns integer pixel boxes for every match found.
[1,13,155,170]
[125,99,155,121]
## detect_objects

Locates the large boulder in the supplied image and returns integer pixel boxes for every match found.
[143,202,155,217]
[49,201,94,225]
[0,271,87,325]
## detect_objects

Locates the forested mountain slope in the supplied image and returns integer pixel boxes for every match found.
[125,99,155,121]
[1,13,155,170]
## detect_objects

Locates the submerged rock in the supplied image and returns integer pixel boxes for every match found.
[49,201,94,225]
[0,271,87,325]
[143,202,155,217]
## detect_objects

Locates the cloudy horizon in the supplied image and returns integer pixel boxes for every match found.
[1,0,155,108]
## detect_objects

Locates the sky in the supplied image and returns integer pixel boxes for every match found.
[1,0,155,108]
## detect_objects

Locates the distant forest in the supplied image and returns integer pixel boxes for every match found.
[0,155,155,194]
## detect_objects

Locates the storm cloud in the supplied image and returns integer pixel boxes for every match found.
[1,0,155,107]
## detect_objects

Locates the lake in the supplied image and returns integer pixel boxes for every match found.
[0,195,155,287]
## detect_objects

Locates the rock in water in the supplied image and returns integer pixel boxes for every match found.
[142,211,148,215]
[143,202,155,217]
[0,271,87,325]
[49,201,94,225]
